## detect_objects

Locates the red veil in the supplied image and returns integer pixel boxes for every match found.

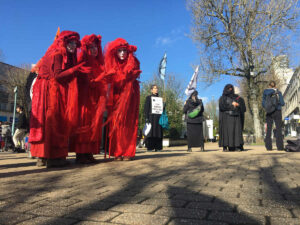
[29,31,81,158]
[104,38,141,158]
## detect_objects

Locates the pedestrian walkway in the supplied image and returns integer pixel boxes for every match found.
[0,143,300,225]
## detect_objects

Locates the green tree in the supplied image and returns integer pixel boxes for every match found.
[139,74,185,139]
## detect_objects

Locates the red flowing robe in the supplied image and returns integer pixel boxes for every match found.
[69,55,107,154]
[29,52,78,158]
[108,65,141,158]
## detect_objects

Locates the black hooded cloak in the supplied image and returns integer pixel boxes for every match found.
[183,91,205,148]
[218,84,244,150]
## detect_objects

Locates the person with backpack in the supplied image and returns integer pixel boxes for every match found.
[262,81,285,151]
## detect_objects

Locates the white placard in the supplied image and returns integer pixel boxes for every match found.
[151,97,163,114]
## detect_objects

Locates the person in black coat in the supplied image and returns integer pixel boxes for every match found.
[219,84,244,151]
[183,91,205,152]
[144,85,163,151]
[235,89,246,150]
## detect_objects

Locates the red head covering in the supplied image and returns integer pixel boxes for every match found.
[80,34,104,66]
[104,38,139,74]
[37,30,81,73]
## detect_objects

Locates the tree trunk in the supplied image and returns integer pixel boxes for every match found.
[248,77,262,140]
[251,95,262,140]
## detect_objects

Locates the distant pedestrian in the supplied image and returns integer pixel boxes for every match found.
[13,106,28,151]
[219,84,244,151]
[262,81,285,150]
[144,85,163,152]
[235,88,246,150]
[183,90,205,152]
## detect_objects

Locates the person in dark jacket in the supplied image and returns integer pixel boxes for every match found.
[144,85,163,151]
[235,89,246,150]
[183,90,205,152]
[219,84,244,151]
[13,106,28,151]
[262,81,285,150]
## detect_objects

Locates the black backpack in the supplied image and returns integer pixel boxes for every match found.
[264,90,279,114]
[285,138,300,152]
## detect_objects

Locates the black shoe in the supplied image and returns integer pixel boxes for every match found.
[200,146,204,152]
[223,147,228,152]
[187,148,192,152]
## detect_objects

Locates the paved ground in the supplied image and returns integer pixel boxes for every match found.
[1,143,300,225]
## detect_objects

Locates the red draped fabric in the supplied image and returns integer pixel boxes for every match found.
[104,38,141,158]
[69,34,106,154]
[29,31,81,159]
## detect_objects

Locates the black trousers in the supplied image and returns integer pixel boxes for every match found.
[265,110,284,150]
[145,137,162,150]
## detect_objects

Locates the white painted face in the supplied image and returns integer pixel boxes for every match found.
[66,40,77,53]
[117,48,128,61]
[88,42,98,57]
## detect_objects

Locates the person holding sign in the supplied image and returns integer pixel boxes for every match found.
[144,85,163,151]
[183,90,205,152]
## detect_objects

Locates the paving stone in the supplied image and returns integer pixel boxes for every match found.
[65,209,119,222]
[18,216,78,225]
[269,217,300,225]
[208,211,266,224]
[108,203,158,213]
[141,198,186,207]
[1,144,300,225]
[111,212,170,225]
[168,218,228,225]
[30,205,78,217]
[74,221,115,225]
[262,199,300,209]
[237,205,292,217]
[0,202,40,213]
[4,195,47,204]
[135,192,174,199]
[154,206,207,219]
[172,194,213,202]
[36,198,81,207]
[291,208,300,217]
[70,200,116,211]
[186,202,235,211]
[0,211,36,224]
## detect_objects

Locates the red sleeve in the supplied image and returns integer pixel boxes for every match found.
[53,54,76,81]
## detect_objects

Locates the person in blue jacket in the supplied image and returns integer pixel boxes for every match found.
[262,81,285,150]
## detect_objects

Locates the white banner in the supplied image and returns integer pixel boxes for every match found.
[151,97,163,114]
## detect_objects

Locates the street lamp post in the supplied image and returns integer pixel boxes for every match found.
[12,86,18,135]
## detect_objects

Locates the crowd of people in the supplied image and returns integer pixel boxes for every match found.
[26,30,141,167]
[0,31,288,165]
[182,81,285,152]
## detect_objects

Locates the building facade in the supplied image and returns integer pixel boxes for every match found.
[282,67,300,137]
[0,62,28,122]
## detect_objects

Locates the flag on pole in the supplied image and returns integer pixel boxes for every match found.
[185,65,199,97]
[158,53,167,80]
